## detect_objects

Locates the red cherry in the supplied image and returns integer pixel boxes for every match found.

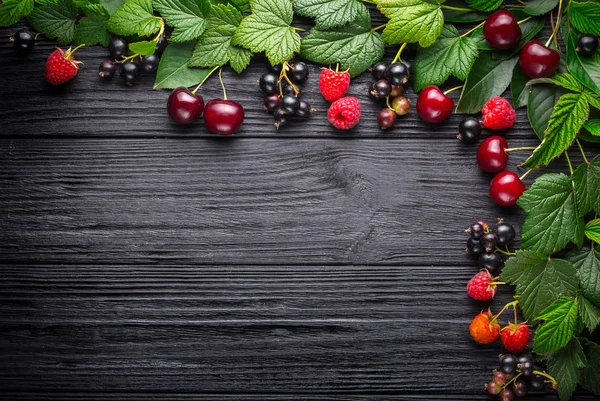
[203,99,244,135]
[519,40,560,78]
[483,10,522,50]
[477,136,509,173]
[167,87,204,125]
[416,85,454,123]
[490,170,526,207]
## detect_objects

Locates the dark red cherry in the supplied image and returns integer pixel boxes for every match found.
[519,40,560,78]
[203,99,244,135]
[477,136,509,173]
[490,170,526,206]
[167,87,204,125]
[416,85,454,123]
[483,10,522,50]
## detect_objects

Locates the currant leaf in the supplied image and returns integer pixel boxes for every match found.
[107,0,161,37]
[154,42,211,89]
[585,219,600,243]
[152,0,210,42]
[0,0,35,27]
[28,0,78,45]
[546,338,587,401]
[129,40,156,55]
[584,120,600,135]
[580,338,600,396]
[568,247,600,308]
[578,296,600,332]
[293,0,365,30]
[101,0,125,14]
[570,0,600,37]
[571,154,600,216]
[376,0,444,47]
[73,4,111,47]
[464,0,501,12]
[534,297,580,354]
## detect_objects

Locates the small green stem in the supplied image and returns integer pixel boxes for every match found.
[371,24,386,32]
[66,44,85,59]
[533,371,558,388]
[460,20,485,38]
[279,61,300,96]
[292,27,305,32]
[440,4,473,11]
[545,0,563,47]
[565,151,574,176]
[520,169,533,181]
[502,373,523,390]
[191,65,220,95]
[495,248,516,256]
[513,303,518,323]
[505,147,536,153]
[576,139,589,164]
[443,85,463,95]
[218,67,226,100]
[492,300,519,323]
[392,43,407,63]
[153,18,165,42]
[517,16,533,25]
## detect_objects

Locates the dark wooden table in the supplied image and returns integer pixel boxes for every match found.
[0,25,595,400]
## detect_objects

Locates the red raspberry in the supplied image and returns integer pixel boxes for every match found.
[45,47,82,86]
[319,68,351,102]
[470,311,500,344]
[481,96,516,130]
[327,96,361,130]
[466,270,500,300]
[501,322,530,353]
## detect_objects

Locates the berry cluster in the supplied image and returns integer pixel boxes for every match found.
[465,219,515,273]
[485,354,557,400]
[367,61,412,129]
[259,61,313,129]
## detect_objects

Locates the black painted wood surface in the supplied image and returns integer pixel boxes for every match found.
[0,24,596,400]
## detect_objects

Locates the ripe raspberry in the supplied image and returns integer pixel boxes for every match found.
[467,270,500,300]
[501,322,530,353]
[470,311,500,344]
[327,96,361,130]
[45,47,82,86]
[481,96,516,130]
[319,68,351,102]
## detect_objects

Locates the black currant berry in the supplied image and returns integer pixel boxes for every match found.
[390,85,404,98]
[518,361,533,377]
[295,100,313,118]
[481,232,498,251]
[499,388,514,401]
[289,61,308,83]
[466,237,484,256]
[499,354,518,375]
[458,117,482,143]
[468,222,485,240]
[370,79,392,99]
[264,94,280,113]
[495,222,516,246]
[121,61,139,86]
[371,62,388,80]
[268,64,283,74]
[259,72,279,95]
[11,29,35,53]
[478,252,503,274]
[512,379,529,397]
[141,54,160,73]
[386,63,409,86]
[281,82,298,96]
[529,374,545,390]
[517,354,533,365]
[99,60,116,80]
[577,34,598,57]
[281,95,300,114]
[274,116,288,130]
[155,34,168,54]
[109,37,129,59]
[402,60,415,76]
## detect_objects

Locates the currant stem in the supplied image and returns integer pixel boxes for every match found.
[440,4,473,11]
[576,138,589,164]
[505,147,536,153]
[533,371,558,387]
[519,169,533,181]
[153,18,165,43]
[502,373,522,390]
[444,85,463,95]
[191,65,220,95]
[545,0,563,47]
[565,151,574,176]
[279,61,300,96]
[392,43,407,63]
[495,248,515,256]
[371,24,386,32]
[461,20,485,38]
[218,67,227,100]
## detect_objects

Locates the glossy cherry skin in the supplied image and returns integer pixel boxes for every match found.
[477,136,509,173]
[167,87,204,125]
[483,10,522,50]
[203,99,244,135]
[416,85,454,123]
[519,40,560,78]
[490,170,526,207]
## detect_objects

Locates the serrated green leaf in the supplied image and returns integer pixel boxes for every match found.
[567,29,600,95]
[231,0,300,66]
[456,51,518,113]
[27,0,77,45]
[377,0,444,47]
[568,247,600,308]
[511,63,530,108]
[227,45,251,73]
[586,89,600,109]
[73,4,111,46]
[101,0,125,14]
[129,40,156,55]
[501,251,579,322]
[584,120,600,135]
[412,24,477,92]
[524,0,558,16]
[154,42,211,89]
[464,0,501,12]
[534,297,579,354]
[528,84,565,140]
[578,296,600,332]
[107,0,160,37]
[580,338,600,395]
[293,0,364,30]
[226,0,249,12]
[442,0,488,22]
[549,73,585,92]
[0,0,35,27]
[570,1,600,36]
[572,154,600,216]
[300,5,384,77]
[585,219,600,243]
[153,0,209,42]
[547,338,587,401]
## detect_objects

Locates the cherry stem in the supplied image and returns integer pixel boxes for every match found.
[492,300,519,323]
[517,16,533,25]
[576,139,589,164]
[495,247,515,256]
[191,65,220,95]
[443,85,463,95]
[460,20,485,38]
[545,0,563,47]
[392,43,407,63]
[153,18,165,43]
[505,147,536,152]
[218,67,227,100]
[440,4,473,11]
[519,169,533,181]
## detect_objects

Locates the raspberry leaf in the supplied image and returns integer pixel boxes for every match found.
[524,0,559,16]
[527,84,565,140]
[73,4,111,47]
[0,0,35,27]
[152,0,210,42]
[578,296,600,332]
[28,0,78,45]
[300,5,384,77]
[154,42,211,89]
[567,247,600,308]
[580,338,600,395]
[129,40,156,55]
[107,0,161,37]
[534,297,580,354]
[569,0,600,37]
[584,120,600,135]
[566,29,600,95]
[571,154,600,216]
[501,251,579,322]
[101,0,125,14]
[585,219,600,243]
[546,338,587,401]
[231,0,300,66]
[413,24,477,92]
[376,0,444,47]
[293,0,365,30]
[442,0,488,22]
[464,0,501,12]
[527,73,585,93]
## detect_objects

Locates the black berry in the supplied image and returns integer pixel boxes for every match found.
[390,85,404,98]
[512,378,529,397]
[468,222,485,240]
[481,232,498,251]
[281,82,298,96]
[386,63,409,86]
[99,60,116,80]
[264,94,280,113]
[378,108,397,129]
[478,252,503,274]
[11,29,35,53]
[281,95,300,114]
[121,61,139,86]
[109,37,129,59]
[577,34,598,57]
[518,361,533,377]
[529,374,545,390]
[259,72,279,95]
[371,62,388,80]
[499,354,518,375]
[499,388,514,401]
[370,79,392,99]
[141,54,160,73]
[458,117,482,143]
[466,237,484,256]
[402,60,415,76]
[495,222,516,246]
[289,61,308,83]
[295,100,313,118]
[517,354,533,365]
[268,64,283,74]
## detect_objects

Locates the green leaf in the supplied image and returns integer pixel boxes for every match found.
[442,0,488,22]
[0,0,35,27]
[226,0,249,12]
[570,1,600,36]
[227,45,251,73]
[584,120,600,135]
[548,73,585,92]
[524,0,558,16]
[412,24,477,92]
[293,0,365,30]
[27,0,78,45]
[101,0,125,14]
[154,42,211,89]
[522,93,589,168]
[534,297,579,354]
[300,5,384,77]
[572,154,600,216]
[501,251,579,322]
[464,0,501,12]
[456,51,518,113]
[567,247,600,308]
[580,338,600,395]
[567,29,600,95]
[518,173,585,254]
[586,89,600,109]
[377,0,444,47]
[585,219,600,243]
[578,296,600,332]
[528,84,565,140]
[153,0,209,42]
[107,0,160,37]
[547,338,587,401]
[511,63,530,108]
[129,40,156,55]
[231,0,300,66]
[73,4,111,46]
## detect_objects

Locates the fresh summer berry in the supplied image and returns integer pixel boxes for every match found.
[295,100,313,118]
[377,108,397,129]
[477,136,509,173]
[167,87,204,125]
[203,99,245,135]
[499,388,514,401]
[289,61,308,83]
[370,79,392,99]
[11,29,35,53]
[390,85,404,98]
[268,64,283,74]
[501,322,530,354]
[402,60,414,76]
[416,85,454,123]
[482,97,516,130]
[281,95,300,114]
[141,54,160,73]
[264,94,280,113]
[391,96,410,116]
[478,252,503,274]
[485,381,502,395]
[121,61,139,86]
[259,72,279,95]
[469,311,500,344]
[386,63,409,86]
[370,62,387,80]
[499,354,519,375]
[483,10,522,50]
[155,34,168,54]
[493,370,508,385]
[467,222,485,240]
[281,82,298,96]
[519,361,534,377]
[319,68,351,102]
[519,40,560,78]
[577,34,598,57]
[44,48,81,86]
[457,117,482,143]
[529,374,545,390]
[466,237,484,256]
[490,171,526,207]
[512,379,529,397]
[327,96,361,130]
[99,60,116,80]
[466,270,499,300]
[274,115,287,130]
[476,220,489,233]
[109,37,128,59]
[495,222,516,246]
[480,232,498,251]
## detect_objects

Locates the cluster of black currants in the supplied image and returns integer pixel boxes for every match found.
[486,354,556,400]
[99,36,167,86]
[367,61,413,129]
[10,29,36,53]
[465,219,515,274]
[577,34,599,57]
[259,61,313,129]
